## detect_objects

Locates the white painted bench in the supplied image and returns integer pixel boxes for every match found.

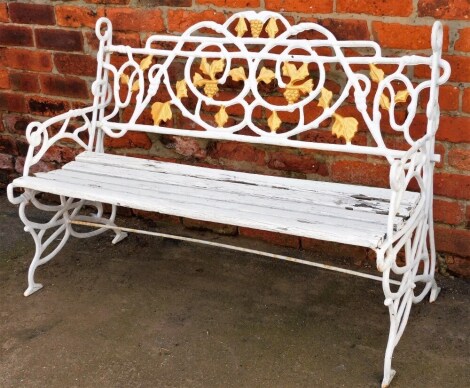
[7,11,450,387]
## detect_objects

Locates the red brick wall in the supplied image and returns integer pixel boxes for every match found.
[0,1,469,277]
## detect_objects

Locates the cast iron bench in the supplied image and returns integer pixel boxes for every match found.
[7,11,450,387]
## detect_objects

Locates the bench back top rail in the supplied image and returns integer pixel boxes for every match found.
[89,11,450,162]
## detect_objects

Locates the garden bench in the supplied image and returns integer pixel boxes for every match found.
[7,11,450,387]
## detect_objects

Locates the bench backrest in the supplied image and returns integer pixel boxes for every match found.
[90,11,450,163]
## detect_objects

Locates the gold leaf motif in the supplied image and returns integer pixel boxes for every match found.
[199,58,211,77]
[209,58,225,79]
[379,93,390,111]
[318,88,333,110]
[369,63,384,83]
[229,66,247,81]
[250,19,263,38]
[256,67,275,84]
[395,90,409,103]
[140,55,153,71]
[282,62,313,104]
[151,101,173,126]
[235,17,248,37]
[332,113,358,144]
[215,105,228,128]
[193,58,225,98]
[268,111,282,133]
[120,73,129,85]
[265,17,278,39]
[282,62,309,83]
[131,80,140,92]
[193,73,205,87]
[176,80,187,99]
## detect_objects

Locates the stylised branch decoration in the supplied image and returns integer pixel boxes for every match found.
[369,64,410,111]
[282,62,314,104]
[193,58,226,98]
[268,110,282,133]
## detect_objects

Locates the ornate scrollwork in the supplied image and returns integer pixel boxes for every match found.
[16,190,127,296]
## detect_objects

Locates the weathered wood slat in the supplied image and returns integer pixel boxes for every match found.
[39,168,399,230]
[75,152,419,218]
[11,152,421,249]
[14,174,386,248]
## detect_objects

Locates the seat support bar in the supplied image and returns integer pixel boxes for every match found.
[69,219,400,286]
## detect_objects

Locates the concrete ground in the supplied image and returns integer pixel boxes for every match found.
[0,194,469,388]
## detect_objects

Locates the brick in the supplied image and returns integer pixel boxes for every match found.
[9,3,55,25]
[331,160,390,188]
[0,48,53,72]
[208,142,266,166]
[316,19,370,41]
[0,135,17,155]
[139,0,192,5]
[416,55,470,83]
[455,28,470,52]
[463,89,470,114]
[104,132,152,149]
[196,0,259,7]
[0,4,8,22]
[434,173,470,200]
[433,199,465,225]
[161,136,207,158]
[268,152,328,175]
[435,227,470,258]
[0,25,34,46]
[239,227,300,249]
[10,72,40,93]
[182,218,238,235]
[85,0,130,4]
[0,92,26,113]
[2,113,32,135]
[54,53,97,77]
[27,96,70,117]
[448,148,470,171]
[0,153,13,170]
[444,255,470,278]
[372,22,449,51]
[106,8,164,32]
[266,0,333,13]
[39,75,89,99]
[0,69,9,89]
[419,85,459,112]
[418,0,470,20]
[133,209,181,225]
[35,29,83,52]
[56,6,105,28]
[167,10,226,33]
[435,116,470,143]
[337,0,412,16]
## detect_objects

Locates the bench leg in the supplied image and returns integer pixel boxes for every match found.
[19,192,127,296]
[380,216,438,387]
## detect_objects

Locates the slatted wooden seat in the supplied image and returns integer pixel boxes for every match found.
[7,11,450,387]
[13,151,420,249]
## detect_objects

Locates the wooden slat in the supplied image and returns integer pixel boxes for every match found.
[11,151,421,249]
[13,175,385,248]
[75,152,419,218]
[39,169,397,230]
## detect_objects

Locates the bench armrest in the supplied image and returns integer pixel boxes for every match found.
[377,134,435,270]
[22,106,96,177]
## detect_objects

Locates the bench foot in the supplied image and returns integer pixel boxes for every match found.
[430,280,440,303]
[112,231,128,244]
[381,368,396,388]
[24,283,43,297]
[18,192,126,296]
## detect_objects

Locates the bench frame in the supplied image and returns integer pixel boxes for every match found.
[7,11,451,387]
